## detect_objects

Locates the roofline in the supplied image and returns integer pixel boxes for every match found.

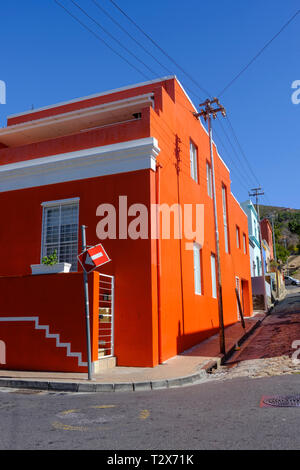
[7,75,177,120]
[231,192,248,218]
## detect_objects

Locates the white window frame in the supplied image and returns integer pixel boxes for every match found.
[41,197,80,271]
[236,226,240,248]
[206,162,212,197]
[190,140,198,183]
[222,185,229,253]
[211,253,217,299]
[193,242,202,295]
[243,233,247,254]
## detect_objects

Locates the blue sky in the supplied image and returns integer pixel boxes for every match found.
[0,0,299,208]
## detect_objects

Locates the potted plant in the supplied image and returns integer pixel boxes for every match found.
[31,250,71,275]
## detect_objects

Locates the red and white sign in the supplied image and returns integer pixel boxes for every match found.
[78,243,111,273]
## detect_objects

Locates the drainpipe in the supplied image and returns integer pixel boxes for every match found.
[155,162,163,364]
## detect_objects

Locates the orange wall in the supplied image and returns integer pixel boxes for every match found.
[148,80,253,361]
[0,76,253,369]
[0,169,157,368]
[0,272,99,372]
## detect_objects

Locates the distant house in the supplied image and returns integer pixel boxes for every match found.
[241,200,262,277]
[261,239,271,273]
[260,218,274,260]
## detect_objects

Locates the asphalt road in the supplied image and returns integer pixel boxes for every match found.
[0,373,299,451]
[1,286,299,452]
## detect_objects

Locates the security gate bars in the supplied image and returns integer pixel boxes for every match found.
[98,274,114,359]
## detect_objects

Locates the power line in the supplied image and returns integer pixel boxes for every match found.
[225,114,261,187]
[109,0,211,99]
[214,118,258,188]
[107,0,272,203]
[90,0,173,77]
[53,0,150,80]
[218,9,300,96]
[212,127,252,194]
[69,0,157,78]
[54,0,274,208]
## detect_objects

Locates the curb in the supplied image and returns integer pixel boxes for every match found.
[0,317,265,394]
[0,370,208,394]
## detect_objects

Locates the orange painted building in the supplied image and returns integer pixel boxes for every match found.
[0,76,253,372]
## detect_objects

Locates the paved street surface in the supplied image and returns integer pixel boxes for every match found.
[0,374,299,450]
[209,286,300,381]
[0,287,299,451]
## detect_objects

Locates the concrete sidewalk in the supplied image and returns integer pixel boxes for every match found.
[0,312,266,393]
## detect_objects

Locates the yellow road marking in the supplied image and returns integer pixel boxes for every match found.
[60,409,80,415]
[139,409,150,420]
[90,405,116,409]
[52,421,87,432]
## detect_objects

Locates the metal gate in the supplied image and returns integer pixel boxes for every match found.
[98,274,114,359]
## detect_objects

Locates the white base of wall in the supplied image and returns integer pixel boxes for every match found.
[93,357,116,373]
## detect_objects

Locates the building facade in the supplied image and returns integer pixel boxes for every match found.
[0,76,253,372]
[260,218,274,260]
[241,200,262,277]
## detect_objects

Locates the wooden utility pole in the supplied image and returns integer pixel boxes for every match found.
[249,187,268,311]
[194,98,226,355]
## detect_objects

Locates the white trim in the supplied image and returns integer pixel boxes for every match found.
[231,192,248,218]
[7,76,176,120]
[0,316,87,367]
[0,94,154,147]
[0,137,160,192]
[41,197,80,207]
[193,241,202,295]
[210,253,217,299]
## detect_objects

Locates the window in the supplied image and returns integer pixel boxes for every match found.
[222,185,229,253]
[41,198,79,271]
[256,256,260,276]
[206,162,212,197]
[190,140,198,183]
[193,242,202,295]
[236,226,240,248]
[243,233,247,254]
[236,277,240,318]
[211,253,217,299]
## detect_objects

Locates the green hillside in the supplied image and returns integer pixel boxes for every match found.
[259,205,300,264]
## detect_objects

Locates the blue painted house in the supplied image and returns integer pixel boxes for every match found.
[241,200,262,277]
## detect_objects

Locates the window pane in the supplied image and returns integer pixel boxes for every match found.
[211,254,217,298]
[222,186,229,253]
[190,142,198,182]
[193,243,201,295]
[236,227,240,248]
[42,202,78,271]
[206,163,212,197]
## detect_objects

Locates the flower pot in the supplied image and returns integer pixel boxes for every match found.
[30,262,72,275]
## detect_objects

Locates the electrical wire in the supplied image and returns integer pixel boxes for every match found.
[54,0,275,207]
[69,0,159,78]
[108,0,211,99]
[53,0,150,80]
[90,0,174,77]
[218,9,300,96]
